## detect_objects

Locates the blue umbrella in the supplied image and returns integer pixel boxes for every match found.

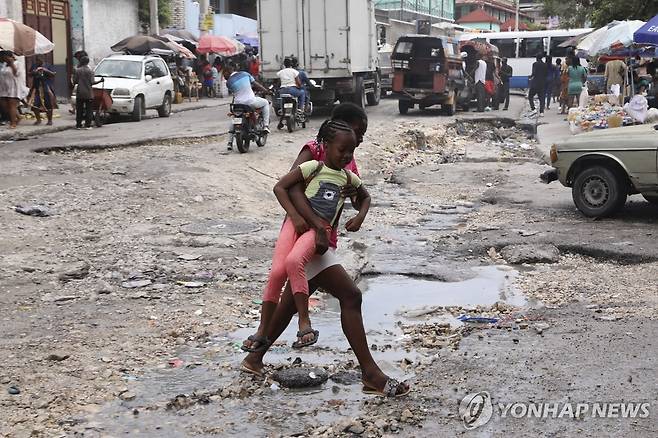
[633,14,658,45]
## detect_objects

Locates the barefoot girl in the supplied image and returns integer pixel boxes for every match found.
[243,120,370,350]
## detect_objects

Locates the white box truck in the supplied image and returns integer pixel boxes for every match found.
[257,0,380,108]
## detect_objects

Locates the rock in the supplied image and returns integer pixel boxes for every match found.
[46,353,70,362]
[374,418,388,429]
[500,244,560,264]
[8,386,20,395]
[15,204,51,217]
[58,261,90,282]
[273,367,329,388]
[329,370,361,385]
[347,422,365,435]
[533,323,550,334]
[400,408,414,422]
[119,391,136,401]
[178,254,202,261]
[52,295,79,303]
[121,279,152,289]
[96,280,113,294]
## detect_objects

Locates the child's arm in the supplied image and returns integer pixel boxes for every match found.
[345,185,371,232]
[273,167,308,228]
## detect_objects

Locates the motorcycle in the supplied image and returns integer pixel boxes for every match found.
[228,100,268,154]
[274,87,313,133]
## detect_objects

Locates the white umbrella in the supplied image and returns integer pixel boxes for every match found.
[0,18,54,56]
[576,20,645,57]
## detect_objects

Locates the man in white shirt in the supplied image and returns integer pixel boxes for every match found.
[277,57,305,110]
[474,56,487,112]
[223,62,271,150]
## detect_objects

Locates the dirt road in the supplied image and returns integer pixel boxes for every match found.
[1,98,656,437]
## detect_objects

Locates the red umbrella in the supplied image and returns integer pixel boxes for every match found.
[197,35,245,56]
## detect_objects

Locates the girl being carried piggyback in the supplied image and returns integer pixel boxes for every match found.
[242,120,370,351]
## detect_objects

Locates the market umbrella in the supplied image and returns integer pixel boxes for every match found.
[197,34,245,56]
[167,40,196,59]
[0,18,54,56]
[459,39,499,60]
[576,20,644,57]
[633,14,658,45]
[236,32,259,47]
[558,30,594,48]
[161,28,198,42]
[111,35,172,54]
[160,33,197,52]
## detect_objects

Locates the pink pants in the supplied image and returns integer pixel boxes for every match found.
[263,218,326,303]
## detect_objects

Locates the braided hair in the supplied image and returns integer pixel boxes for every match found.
[316,119,355,146]
[331,102,368,127]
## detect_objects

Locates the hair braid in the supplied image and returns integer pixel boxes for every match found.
[316,119,354,145]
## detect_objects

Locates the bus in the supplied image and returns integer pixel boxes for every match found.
[460,29,592,88]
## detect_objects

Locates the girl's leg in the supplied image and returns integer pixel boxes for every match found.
[244,219,297,349]
[8,98,19,127]
[284,228,319,343]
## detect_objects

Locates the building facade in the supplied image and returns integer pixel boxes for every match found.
[375,0,456,22]
[455,0,533,30]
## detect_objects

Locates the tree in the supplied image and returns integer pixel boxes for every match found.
[543,0,658,28]
[138,0,172,30]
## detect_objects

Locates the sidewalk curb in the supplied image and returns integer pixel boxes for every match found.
[0,101,229,142]
[32,130,229,154]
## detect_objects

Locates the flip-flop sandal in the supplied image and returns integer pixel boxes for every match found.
[240,334,271,353]
[292,328,319,349]
[239,361,265,378]
[362,378,411,398]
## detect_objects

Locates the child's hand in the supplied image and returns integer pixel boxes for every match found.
[314,229,329,255]
[340,184,358,199]
[291,214,309,235]
[345,215,365,232]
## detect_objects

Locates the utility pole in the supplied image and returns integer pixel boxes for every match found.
[514,0,519,32]
[149,0,159,35]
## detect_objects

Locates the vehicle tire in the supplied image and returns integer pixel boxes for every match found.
[157,93,172,118]
[301,121,306,129]
[572,165,627,217]
[287,116,295,133]
[443,90,457,116]
[353,76,367,109]
[94,110,103,128]
[366,73,381,106]
[256,132,268,147]
[236,130,250,153]
[642,194,658,205]
[398,100,410,115]
[131,96,144,122]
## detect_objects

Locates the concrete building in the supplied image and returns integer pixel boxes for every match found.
[375,0,456,23]
[455,0,533,30]
[0,0,23,21]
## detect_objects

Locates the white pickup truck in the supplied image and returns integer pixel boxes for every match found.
[257,0,380,108]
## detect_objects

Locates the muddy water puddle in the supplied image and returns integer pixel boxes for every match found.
[86,266,528,436]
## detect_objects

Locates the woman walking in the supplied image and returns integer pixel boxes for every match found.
[567,56,587,109]
[241,103,410,398]
[29,55,57,125]
[0,51,23,129]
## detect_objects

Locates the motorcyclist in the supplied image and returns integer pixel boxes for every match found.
[277,57,305,113]
[223,62,271,151]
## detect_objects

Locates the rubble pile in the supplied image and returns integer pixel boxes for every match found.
[451,120,537,156]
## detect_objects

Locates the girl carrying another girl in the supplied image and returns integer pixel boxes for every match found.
[243,119,370,350]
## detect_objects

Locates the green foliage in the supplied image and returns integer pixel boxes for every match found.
[138,0,172,29]
[543,0,658,28]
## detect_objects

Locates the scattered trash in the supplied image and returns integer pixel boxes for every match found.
[194,309,203,316]
[252,299,263,305]
[168,358,184,368]
[14,204,51,217]
[457,315,499,324]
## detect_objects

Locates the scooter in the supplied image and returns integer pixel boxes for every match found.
[228,99,268,153]
[273,87,313,133]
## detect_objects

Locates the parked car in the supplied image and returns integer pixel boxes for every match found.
[541,124,658,217]
[72,54,174,122]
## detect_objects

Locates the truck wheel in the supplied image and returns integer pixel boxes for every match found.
[398,100,410,115]
[353,76,367,108]
[366,73,381,106]
[572,165,627,217]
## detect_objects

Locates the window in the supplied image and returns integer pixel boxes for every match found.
[95,60,142,79]
[153,59,168,78]
[490,38,516,58]
[519,37,546,58]
[549,37,569,57]
[394,41,413,54]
